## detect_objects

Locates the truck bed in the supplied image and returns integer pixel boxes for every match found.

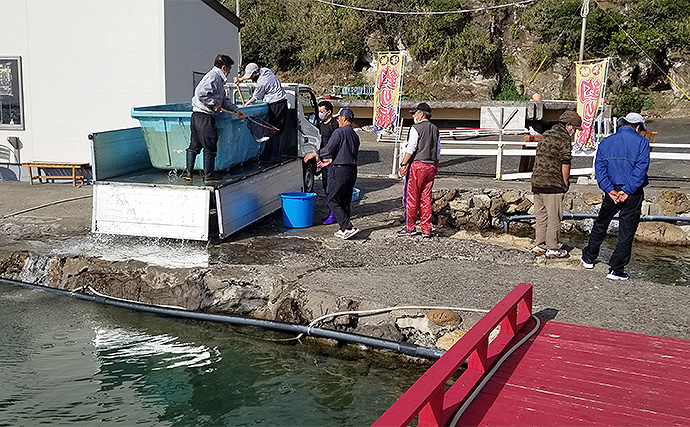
[90,128,304,241]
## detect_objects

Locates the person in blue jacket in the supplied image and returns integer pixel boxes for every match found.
[581,112,651,280]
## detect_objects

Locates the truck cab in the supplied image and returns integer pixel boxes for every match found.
[229,83,321,192]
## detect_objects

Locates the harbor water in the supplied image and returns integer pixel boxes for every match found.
[0,282,428,426]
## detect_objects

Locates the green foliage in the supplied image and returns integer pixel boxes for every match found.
[510,23,520,40]
[430,27,498,76]
[610,83,648,117]
[494,74,526,101]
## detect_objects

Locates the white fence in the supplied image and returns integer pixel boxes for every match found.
[381,124,690,180]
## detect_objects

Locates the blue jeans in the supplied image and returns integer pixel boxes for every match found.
[582,189,644,274]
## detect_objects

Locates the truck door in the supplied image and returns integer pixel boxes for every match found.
[297,87,321,192]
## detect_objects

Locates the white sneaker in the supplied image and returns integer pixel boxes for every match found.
[606,271,629,281]
[334,230,345,238]
[531,245,547,254]
[341,227,360,240]
[545,249,569,258]
[581,257,594,269]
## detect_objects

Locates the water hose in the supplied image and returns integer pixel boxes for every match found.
[0,278,446,360]
[1,195,92,219]
[503,213,690,232]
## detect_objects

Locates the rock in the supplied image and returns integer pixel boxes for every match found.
[490,197,507,217]
[432,189,457,213]
[396,316,435,336]
[356,323,404,342]
[436,330,466,351]
[583,192,603,206]
[471,194,491,209]
[449,199,470,211]
[275,297,306,323]
[427,309,462,326]
[655,190,690,216]
[502,189,521,204]
[635,222,689,246]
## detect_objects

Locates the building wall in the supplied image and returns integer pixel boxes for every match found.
[0,0,239,173]
[164,0,240,103]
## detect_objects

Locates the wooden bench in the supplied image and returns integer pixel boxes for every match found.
[22,162,89,186]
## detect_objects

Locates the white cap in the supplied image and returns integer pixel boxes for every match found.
[242,63,260,79]
[623,112,646,131]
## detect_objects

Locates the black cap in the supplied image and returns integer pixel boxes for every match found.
[410,102,432,115]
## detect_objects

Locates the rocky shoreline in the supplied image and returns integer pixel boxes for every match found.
[2,178,690,356]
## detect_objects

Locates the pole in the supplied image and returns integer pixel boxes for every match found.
[236,0,242,67]
[579,0,590,62]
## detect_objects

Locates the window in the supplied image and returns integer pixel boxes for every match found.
[299,89,318,125]
[0,57,24,130]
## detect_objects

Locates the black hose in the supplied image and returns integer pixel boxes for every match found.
[0,278,445,360]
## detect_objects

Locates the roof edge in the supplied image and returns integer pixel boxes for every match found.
[201,0,241,28]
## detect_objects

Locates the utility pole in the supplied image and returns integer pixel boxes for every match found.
[579,0,590,62]
[236,0,242,67]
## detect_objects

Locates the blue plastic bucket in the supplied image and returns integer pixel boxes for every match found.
[280,192,317,228]
[352,187,360,202]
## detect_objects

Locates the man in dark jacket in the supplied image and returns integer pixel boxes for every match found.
[530,110,581,258]
[317,100,340,225]
[581,112,650,280]
[303,108,360,240]
[398,102,441,238]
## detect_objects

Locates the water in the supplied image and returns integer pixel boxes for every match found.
[568,234,690,286]
[0,282,428,426]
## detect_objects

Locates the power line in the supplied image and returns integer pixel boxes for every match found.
[314,0,536,15]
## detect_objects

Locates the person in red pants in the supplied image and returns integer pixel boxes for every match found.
[398,102,441,238]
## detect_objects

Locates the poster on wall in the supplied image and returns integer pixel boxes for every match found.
[0,57,23,127]
[372,52,405,136]
[574,58,608,152]
[0,61,13,96]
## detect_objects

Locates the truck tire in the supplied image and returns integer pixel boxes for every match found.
[302,160,316,193]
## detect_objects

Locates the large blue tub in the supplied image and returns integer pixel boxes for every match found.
[131,102,268,171]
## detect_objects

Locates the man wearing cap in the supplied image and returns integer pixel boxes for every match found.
[185,54,246,184]
[530,110,581,258]
[303,108,360,240]
[234,63,287,163]
[581,112,650,280]
[398,102,441,237]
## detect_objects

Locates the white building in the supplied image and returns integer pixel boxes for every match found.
[0,0,240,181]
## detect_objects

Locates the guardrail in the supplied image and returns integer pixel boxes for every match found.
[372,283,533,427]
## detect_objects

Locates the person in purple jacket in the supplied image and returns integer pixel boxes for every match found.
[581,112,650,280]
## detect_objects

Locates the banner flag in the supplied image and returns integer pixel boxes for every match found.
[574,59,608,152]
[372,52,405,135]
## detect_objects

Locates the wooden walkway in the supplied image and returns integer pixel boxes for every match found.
[457,319,690,426]
[374,283,690,426]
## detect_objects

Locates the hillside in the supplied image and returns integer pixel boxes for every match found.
[229,0,690,117]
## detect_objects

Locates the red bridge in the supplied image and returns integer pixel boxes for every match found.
[374,283,690,426]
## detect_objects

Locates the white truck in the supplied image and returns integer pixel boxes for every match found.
[90,84,322,241]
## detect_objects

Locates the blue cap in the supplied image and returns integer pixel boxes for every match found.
[337,108,355,119]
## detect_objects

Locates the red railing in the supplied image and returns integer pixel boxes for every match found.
[373,283,533,427]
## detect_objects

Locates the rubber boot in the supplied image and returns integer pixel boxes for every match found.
[203,153,222,184]
[322,211,337,225]
[182,150,197,181]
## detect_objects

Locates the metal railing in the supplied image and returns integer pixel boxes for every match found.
[373,283,533,427]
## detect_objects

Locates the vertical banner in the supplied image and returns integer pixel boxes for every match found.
[574,58,608,152]
[372,52,404,135]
